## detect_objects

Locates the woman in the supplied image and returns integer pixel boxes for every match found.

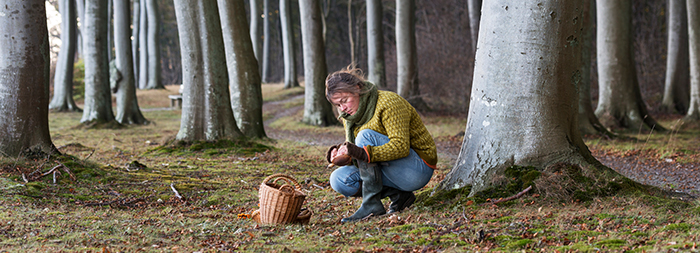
[325,67,437,222]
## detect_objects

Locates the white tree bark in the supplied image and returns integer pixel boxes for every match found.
[366,0,386,88]
[50,0,81,112]
[114,0,147,125]
[437,0,597,195]
[173,0,243,141]
[685,0,700,121]
[661,0,690,114]
[0,0,57,157]
[280,0,299,88]
[595,0,663,131]
[81,0,116,124]
[145,0,163,89]
[299,0,336,126]
[219,0,267,138]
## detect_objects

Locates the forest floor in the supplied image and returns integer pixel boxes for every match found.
[0,84,698,252]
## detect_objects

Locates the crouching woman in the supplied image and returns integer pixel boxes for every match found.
[324,67,437,222]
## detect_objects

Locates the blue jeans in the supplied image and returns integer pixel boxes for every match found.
[329,129,434,197]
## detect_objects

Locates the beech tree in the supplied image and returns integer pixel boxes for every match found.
[50,0,81,112]
[366,0,386,88]
[219,0,267,138]
[138,0,148,89]
[595,0,663,131]
[396,0,427,110]
[145,0,163,89]
[173,0,244,141]
[250,0,262,64]
[261,0,271,83]
[113,0,148,125]
[299,0,337,126]
[81,0,116,125]
[0,0,58,158]
[661,0,690,114]
[436,0,614,195]
[132,0,140,86]
[685,0,700,123]
[280,0,299,88]
[467,0,481,51]
[577,0,613,137]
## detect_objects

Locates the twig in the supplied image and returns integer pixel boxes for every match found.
[480,186,533,206]
[83,148,96,161]
[170,183,183,199]
[58,162,76,181]
[40,164,63,178]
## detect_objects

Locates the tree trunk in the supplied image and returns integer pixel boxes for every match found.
[595,0,664,132]
[436,0,605,196]
[467,0,481,51]
[173,0,243,141]
[0,0,57,158]
[81,0,116,125]
[131,0,140,87]
[661,0,690,115]
[219,0,267,138]
[250,0,262,65]
[347,0,355,65]
[261,0,271,83]
[145,0,163,89]
[366,0,386,88]
[685,0,700,122]
[396,0,426,111]
[280,0,299,88]
[76,0,86,57]
[138,0,148,89]
[107,0,113,61]
[577,0,613,137]
[299,0,336,126]
[50,0,81,112]
[114,0,147,125]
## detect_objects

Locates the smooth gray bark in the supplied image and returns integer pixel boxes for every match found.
[595,0,663,132]
[50,0,81,112]
[366,0,386,88]
[114,0,147,125]
[138,0,148,89]
[77,0,85,56]
[280,0,299,88]
[145,0,163,89]
[467,0,481,51]
[173,0,243,141]
[436,0,597,195]
[107,0,113,61]
[661,0,690,114]
[219,0,267,138]
[396,0,426,110]
[299,0,336,126]
[0,0,57,157]
[81,0,116,124]
[250,0,262,64]
[132,0,140,87]
[261,0,271,83]
[685,0,700,122]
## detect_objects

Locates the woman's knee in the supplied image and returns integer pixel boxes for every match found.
[329,167,361,197]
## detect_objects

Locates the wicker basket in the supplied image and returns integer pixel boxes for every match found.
[258,174,306,224]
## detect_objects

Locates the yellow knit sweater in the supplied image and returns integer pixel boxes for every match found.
[344,90,438,168]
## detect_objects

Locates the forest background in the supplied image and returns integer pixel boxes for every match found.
[0,0,697,252]
[44,0,666,115]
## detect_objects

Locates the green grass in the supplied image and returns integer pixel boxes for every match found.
[1,85,699,252]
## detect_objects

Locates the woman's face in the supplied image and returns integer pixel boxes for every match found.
[330,91,360,115]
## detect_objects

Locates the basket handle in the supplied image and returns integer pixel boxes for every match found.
[262,173,301,189]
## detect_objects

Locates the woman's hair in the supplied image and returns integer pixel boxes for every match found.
[325,66,370,102]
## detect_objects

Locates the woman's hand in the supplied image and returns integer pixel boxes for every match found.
[326,144,352,166]
[342,142,369,163]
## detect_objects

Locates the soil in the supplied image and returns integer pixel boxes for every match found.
[261,92,700,198]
